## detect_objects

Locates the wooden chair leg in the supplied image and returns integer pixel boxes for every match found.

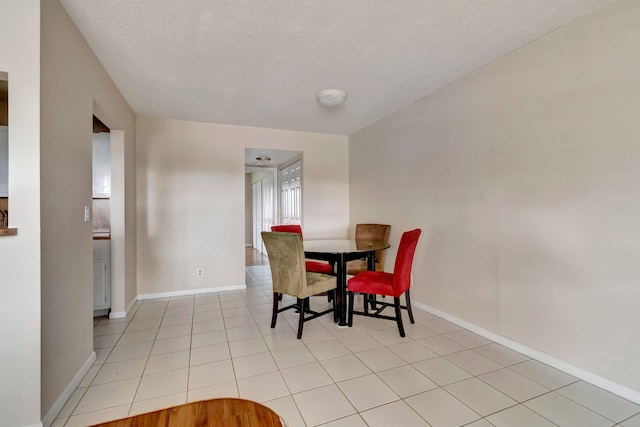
[271,292,279,328]
[278,293,283,301]
[348,291,355,327]
[405,289,415,324]
[394,297,405,337]
[296,298,305,339]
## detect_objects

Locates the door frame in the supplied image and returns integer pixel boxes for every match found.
[249,167,277,253]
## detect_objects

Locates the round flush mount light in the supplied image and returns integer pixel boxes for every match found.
[254,156,272,166]
[316,88,347,107]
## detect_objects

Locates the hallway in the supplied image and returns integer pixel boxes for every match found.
[246,247,268,267]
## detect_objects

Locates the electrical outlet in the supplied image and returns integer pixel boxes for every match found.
[196,268,203,277]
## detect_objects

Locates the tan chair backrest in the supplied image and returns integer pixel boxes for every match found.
[261,231,307,298]
[355,224,391,271]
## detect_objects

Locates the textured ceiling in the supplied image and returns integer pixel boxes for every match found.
[60,0,613,136]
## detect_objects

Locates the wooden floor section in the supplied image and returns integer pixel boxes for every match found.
[245,247,269,266]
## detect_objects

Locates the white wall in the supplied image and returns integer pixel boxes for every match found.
[0,2,42,426]
[39,0,137,418]
[350,0,640,395]
[137,117,349,295]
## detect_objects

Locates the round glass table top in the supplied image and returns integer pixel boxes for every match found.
[303,239,390,253]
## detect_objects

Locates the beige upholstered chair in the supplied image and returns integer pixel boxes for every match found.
[346,224,391,275]
[261,231,337,339]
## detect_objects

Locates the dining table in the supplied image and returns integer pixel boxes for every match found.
[303,239,390,326]
[89,397,283,426]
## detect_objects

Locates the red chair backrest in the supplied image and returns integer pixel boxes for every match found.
[392,228,422,296]
[271,224,303,238]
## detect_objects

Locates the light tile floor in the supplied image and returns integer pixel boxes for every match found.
[53,265,640,426]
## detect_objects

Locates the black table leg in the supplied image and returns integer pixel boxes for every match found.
[336,253,348,326]
[366,250,377,310]
[366,250,375,270]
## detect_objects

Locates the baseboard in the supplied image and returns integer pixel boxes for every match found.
[245,243,252,247]
[109,297,138,319]
[22,423,43,427]
[137,284,247,300]
[42,351,96,427]
[412,301,640,405]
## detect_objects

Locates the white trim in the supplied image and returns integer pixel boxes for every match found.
[137,284,247,300]
[42,351,96,427]
[412,300,640,405]
[22,423,43,427]
[109,297,137,319]
[245,243,252,247]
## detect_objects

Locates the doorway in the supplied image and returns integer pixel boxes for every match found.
[92,115,111,317]
[0,76,8,226]
[91,113,127,321]
[251,170,275,253]
[244,148,302,259]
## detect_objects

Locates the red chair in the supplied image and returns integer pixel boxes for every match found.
[347,228,422,337]
[271,225,333,274]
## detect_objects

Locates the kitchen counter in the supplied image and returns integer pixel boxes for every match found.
[0,227,17,237]
[93,231,110,240]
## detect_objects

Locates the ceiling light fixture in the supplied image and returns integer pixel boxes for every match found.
[254,156,272,166]
[316,88,347,107]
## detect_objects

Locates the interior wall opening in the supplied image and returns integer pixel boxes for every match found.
[92,115,111,318]
[1,75,9,229]
[244,147,302,265]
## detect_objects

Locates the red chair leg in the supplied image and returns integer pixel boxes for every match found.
[394,297,405,337]
[271,292,279,328]
[405,289,415,324]
[296,298,305,339]
[369,294,377,311]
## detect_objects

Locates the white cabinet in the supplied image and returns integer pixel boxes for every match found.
[0,126,7,197]
[92,133,111,198]
[93,240,111,314]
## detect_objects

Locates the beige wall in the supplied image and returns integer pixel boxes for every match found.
[137,117,349,295]
[39,0,137,418]
[0,2,42,425]
[350,0,640,394]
